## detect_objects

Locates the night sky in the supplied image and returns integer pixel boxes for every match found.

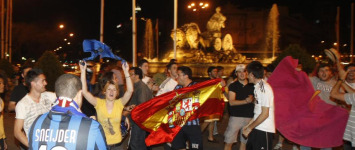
[10,0,354,62]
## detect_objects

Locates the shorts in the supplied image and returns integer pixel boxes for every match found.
[246,129,274,150]
[224,116,251,144]
[171,125,203,150]
[201,114,220,122]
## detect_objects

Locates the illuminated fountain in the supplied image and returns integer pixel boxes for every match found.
[144,19,155,60]
[264,4,280,62]
[161,7,246,64]
[144,5,280,77]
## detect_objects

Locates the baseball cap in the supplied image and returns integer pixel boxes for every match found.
[235,64,246,72]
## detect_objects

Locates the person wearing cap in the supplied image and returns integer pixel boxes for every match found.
[224,64,255,150]
[28,74,107,149]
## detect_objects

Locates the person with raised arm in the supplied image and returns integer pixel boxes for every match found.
[80,61,134,149]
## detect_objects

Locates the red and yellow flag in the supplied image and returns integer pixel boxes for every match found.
[131,79,225,146]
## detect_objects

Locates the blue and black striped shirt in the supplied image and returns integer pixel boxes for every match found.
[28,111,107,150]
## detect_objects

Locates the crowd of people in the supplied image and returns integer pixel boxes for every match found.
[0,52,355,150]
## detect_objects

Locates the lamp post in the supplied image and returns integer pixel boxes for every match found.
[173,0,177,59]
[100,0,104,43]
[132,0,137,66]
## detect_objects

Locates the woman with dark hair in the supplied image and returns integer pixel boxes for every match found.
[0,73,7,149]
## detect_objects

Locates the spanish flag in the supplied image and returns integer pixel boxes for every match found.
[131,79,225,146]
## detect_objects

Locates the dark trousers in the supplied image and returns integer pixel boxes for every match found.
[246,129,273,150]
[344,141,355,150]
[129,122,149,150]
[0,139,4,150]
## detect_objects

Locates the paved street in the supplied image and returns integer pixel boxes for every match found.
[3,110,343,150]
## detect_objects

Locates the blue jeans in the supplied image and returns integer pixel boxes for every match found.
[300,145,332,150]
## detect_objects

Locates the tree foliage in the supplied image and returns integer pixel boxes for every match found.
[12,23,59,62]
[272,44,316,74]
[36,51,64,91]
[0,59,14,77]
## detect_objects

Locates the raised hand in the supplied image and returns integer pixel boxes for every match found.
[122,61,130,75]
[79,60,87,73]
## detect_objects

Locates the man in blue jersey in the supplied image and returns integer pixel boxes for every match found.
[28,74,107,149]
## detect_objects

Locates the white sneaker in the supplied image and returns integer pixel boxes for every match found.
[292,145,299,150]
[273,143,282,150]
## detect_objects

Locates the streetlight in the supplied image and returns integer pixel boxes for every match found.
[59,24,64,29]
[69,33,74,37]
[187,1,208,12]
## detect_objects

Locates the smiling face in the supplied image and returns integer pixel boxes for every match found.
[346,66,355,82]
[105,83,118,101]
[236,70,247,81]
[31,74,47,93]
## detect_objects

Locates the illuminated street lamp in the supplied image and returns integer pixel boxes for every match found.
[187,1,208,11]
[59,24,64,29]
[69,33,74,37]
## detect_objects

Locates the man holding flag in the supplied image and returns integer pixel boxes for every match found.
[131,66,225,150]
[170,66,201,150]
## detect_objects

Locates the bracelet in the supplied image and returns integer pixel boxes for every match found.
[338,79,344,82]
[245,100,248,104]
[125,76,130,78]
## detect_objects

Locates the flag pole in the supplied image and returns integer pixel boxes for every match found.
[100,0,104,43]
[9,0,12,62]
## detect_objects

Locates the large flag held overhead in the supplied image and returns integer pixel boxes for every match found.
[268,56,348,148]
[131,79,225,146]
[82,39,124,61]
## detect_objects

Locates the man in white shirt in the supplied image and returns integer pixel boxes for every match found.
[14,68,56,148]
[242,61,275,150]
[156,61,178,96]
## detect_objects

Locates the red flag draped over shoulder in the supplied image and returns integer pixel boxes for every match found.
[268,56,348,148]
[131,79,225,146]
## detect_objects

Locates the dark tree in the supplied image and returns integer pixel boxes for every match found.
[36,51,65,91]
[272,44,316,74]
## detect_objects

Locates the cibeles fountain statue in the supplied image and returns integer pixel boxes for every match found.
[169,7,246,63]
